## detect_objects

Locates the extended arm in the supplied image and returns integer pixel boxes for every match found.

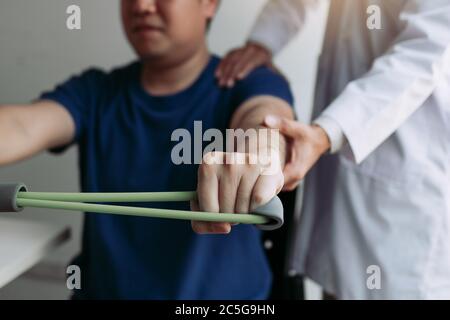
[0,101,75,166]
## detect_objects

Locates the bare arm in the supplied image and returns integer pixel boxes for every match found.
[0,100,75,166]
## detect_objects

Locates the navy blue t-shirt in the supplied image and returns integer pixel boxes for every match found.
[40,56,293,299]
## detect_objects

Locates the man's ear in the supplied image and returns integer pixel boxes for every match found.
[201,0,219,20]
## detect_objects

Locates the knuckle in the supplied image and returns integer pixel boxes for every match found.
[235,198,250,214]
[202,151,214,163]
[245,153,258,166]
[224,163,239,176]
[293,172,303,181]
[198,163,215,179]
[202,151,222,165]
[252,192,265,207]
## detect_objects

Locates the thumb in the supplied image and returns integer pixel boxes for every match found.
[264,115,302,139]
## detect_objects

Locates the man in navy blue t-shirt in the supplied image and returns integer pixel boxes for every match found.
[0,0,298,299]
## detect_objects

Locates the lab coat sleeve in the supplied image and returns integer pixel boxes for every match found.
[320,0,450,164]
[249,0,321,54]
[313,115,347,154]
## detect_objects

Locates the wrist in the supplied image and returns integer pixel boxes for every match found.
[311,124,331,156]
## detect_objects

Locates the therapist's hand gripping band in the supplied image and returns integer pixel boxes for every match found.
[0,183,283,231]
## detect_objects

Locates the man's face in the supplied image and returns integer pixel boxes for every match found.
[121,0,217,61]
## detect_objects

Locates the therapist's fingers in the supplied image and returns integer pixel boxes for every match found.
[221,51,255,87]
[224,52,255,86]
[264,115,304,139]
[282,136,306,188]
[216,43,273,87]
[264,115,307,189]
[235,44,273,80]
[216,48,245,77]
[264,116,308,188]
[264,118,331,191]
[217,50,243,87]
[229,48,267,83]
[282,163,304,191]
[216,51,234,77]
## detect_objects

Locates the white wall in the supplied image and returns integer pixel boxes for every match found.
[0,0,327,299]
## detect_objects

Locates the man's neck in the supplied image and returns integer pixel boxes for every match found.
[141,47,210,96]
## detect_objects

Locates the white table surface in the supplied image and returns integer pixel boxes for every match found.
[0,217,70,288]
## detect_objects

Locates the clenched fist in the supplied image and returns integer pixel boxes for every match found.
[191,151,284,234]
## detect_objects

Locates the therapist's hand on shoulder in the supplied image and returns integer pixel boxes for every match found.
[192,151,285,234]
[216,42,274,87]
[264,116,331,191]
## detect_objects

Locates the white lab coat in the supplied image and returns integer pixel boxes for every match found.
[250,0,450,299]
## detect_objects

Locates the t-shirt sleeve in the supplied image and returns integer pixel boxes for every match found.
[39,68,105,152]
[231,66,295,110]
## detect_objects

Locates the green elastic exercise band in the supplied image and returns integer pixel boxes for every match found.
[17,191,198,203]
[15,198,269,225]
[1,185,283,229]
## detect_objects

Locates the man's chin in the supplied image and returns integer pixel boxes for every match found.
[130,40,169,58]
[136,49,170,61]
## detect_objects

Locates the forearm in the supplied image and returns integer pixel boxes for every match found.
[0,101,75,166]
[0,104,39,165]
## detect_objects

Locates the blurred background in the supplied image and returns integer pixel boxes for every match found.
[0,0,328,299]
